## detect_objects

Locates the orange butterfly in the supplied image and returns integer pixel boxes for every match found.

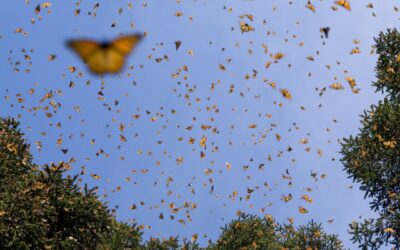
[335,0,351,11]
[280,88,292,100]
[67,34,142,74]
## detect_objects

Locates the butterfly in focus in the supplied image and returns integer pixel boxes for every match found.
[335,0,351,11]
[67,34,143,74]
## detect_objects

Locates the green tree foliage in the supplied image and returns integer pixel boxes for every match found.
[341,29,400,249]
[0,117,32,182]
[277,220,343,250]
[374,29,400,99]
[212,213,280,249]
[141,236,180,250]
[97,220,143,250]
[211,213,343,250]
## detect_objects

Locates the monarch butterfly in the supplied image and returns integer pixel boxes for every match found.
[335,0,351,11]
[306,1,316,12]
[67,34,142,74]
[320,27,330,38]
[280,88,292,100]
[345,76,358,89]
[384,228,396,234]
[282,193,292,203]
[91,174,101,180]
[298,206,309,214]
[175,40,182,50]
[301,195,313,203]
[329,83,344,90]
[350,47,361,54]
[239,21,254,33]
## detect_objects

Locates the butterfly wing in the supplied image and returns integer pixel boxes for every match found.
[335,0,343,6]
[344,1,351,10]
[335,0,351,10]
[110,34,142,56]
[67,40,101,62]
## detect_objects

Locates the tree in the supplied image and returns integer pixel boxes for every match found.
[212,213,280,249]
[141,236,181,250]
[340,29,400,249]
[211,213,343,250]
[277,220,343,250]
[97,220,143,250]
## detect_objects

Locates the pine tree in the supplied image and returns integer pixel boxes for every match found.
[340,29,400,249]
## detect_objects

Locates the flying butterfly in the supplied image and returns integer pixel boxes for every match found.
[306,1,316,12]
[320,27,330,38]
[67,34,143,74]
[298,206,309,214]
[335,0,351,11]
[239,21,255,33]
[280,88,292,100]
[329,83,344,90]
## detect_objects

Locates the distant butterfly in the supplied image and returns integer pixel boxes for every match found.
[91,174,101,180]
[306,1,316,12]
[280,88,292,100]
[298,206,309,214]
[345,76,357,88]
[335,0,351,11]
[282,193,293,203]
[67,34,142,74]
[239,21,255,33]
[320,27,330,38]
[329,83,344,90]
[175,40,182,50]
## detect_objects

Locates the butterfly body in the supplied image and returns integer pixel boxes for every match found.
[67,34,142,75]
[99,42,111,48]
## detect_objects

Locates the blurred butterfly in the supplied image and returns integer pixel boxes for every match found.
[335,0,351,11]
[67,34,142,74]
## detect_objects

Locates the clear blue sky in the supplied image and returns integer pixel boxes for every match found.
[1,0,397,248]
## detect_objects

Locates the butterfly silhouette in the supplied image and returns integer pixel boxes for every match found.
[67,34,142,74]
[321,27,330,38]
